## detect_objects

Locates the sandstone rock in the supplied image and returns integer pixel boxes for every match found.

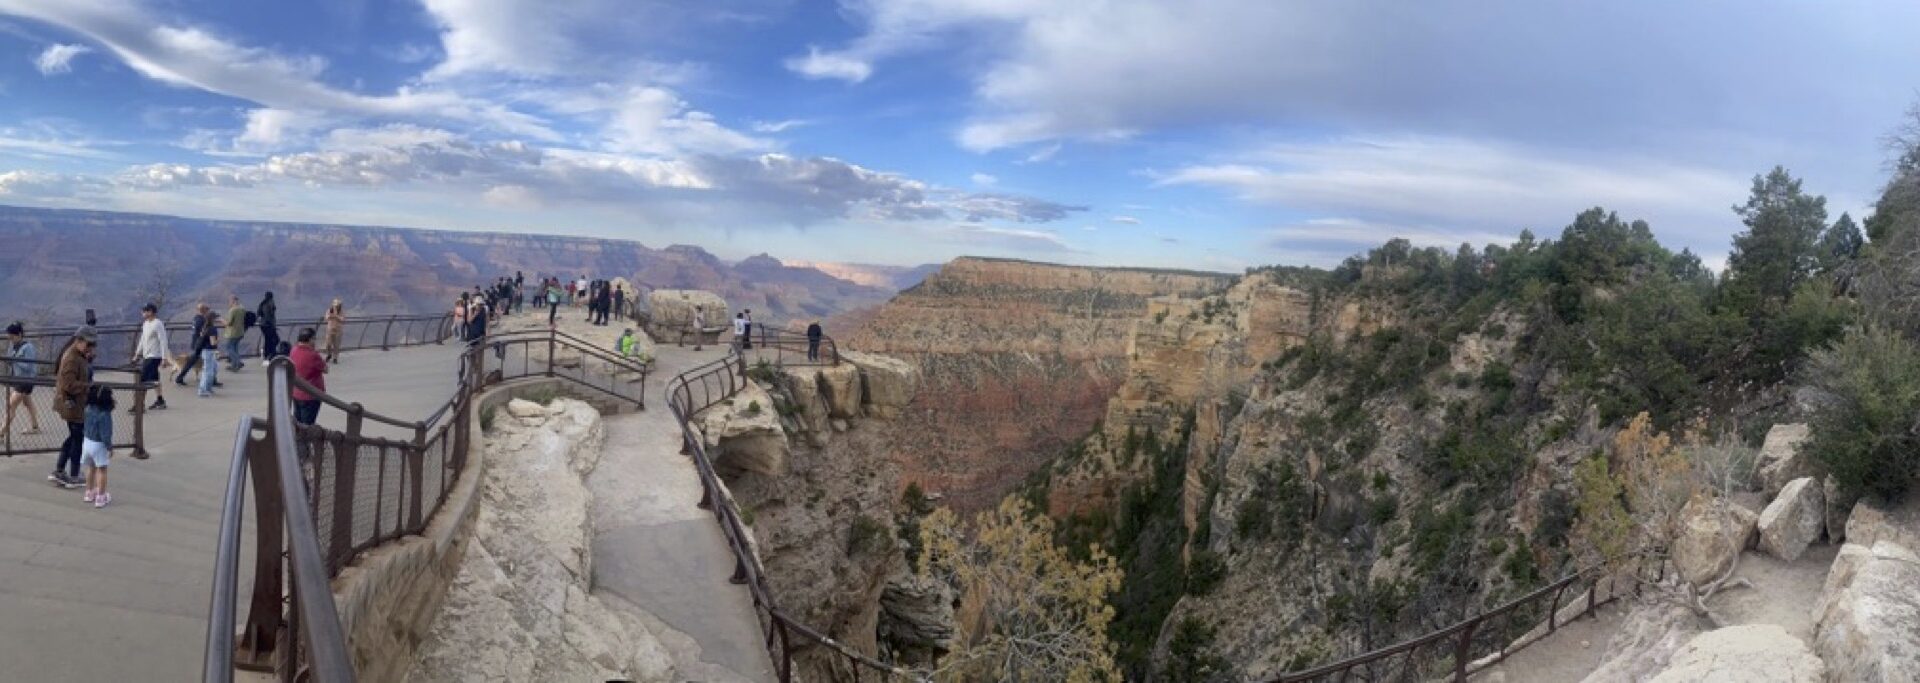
[697,381,790,476]
[1758,477,1824,561]
[1672,497,1758,587]
[1755,424,1814,498]
[1845,498,1920,553]
[776,367,831,434]
[505,398,548,420]
[1646,624,1825,683]
[879,572,956,655]
[831,419,849,433]
[646,289,728,342]
[816,362,863,419]
[842,350,916,420]
[1585,599,1707,682]
[1814,550,1920,682]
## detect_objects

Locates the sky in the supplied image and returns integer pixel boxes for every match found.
[1,1,1917,272]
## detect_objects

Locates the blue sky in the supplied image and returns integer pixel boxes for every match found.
[1,1,1917,272]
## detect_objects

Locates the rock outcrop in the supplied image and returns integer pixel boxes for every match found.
[878,572,957,662]
[1812,498,1920,683]
[1758,477,1825,561]
[1647,624,1826,683]
[1755,424,1814,498]
[645,289,728,342]
[843,350,916,419]
[1673,497,1759,587]
[1586,600,1709,682]
[696,381,790,476]
[410,397,673,683]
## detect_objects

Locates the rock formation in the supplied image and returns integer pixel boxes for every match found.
[1758,478,1825,562]
[410,397,674,683]
[1673,497,1759,588]
[1647,624,1826,683]
[1755,424,1815,499]
[645,289,728,342]
[1812,497,1920,682]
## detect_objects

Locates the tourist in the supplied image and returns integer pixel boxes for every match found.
[743,309,754,347]
[613,286,626,321]
[615,328,639,358]
[595,282,612,326]
[133,303,170,411]
[52,326,95,488]
[576,276,589,306]
[454,295,468,342]
[256,291,279,362]
[196,311,221,398]
[733,312,748,353]
[223,295,247,372]
[324,299,345,364]
[546,280,561,328]
[289,328,326,426]
[3,322,41,437]
[80,385,115,507]
[565,278,577,305]
[807,320,824,362]
[173,303,212,385]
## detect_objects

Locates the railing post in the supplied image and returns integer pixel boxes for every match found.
[236,435,284,671]
[546,331,556,377]
[1454,619,1477,681]
[408,421,427,530]
[131,385,149,460]
[382,315,396,351]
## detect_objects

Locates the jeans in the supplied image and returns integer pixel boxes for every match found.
[198,349,219,395]
[57,421,83,478]
[222,337,243,370]
[294,399,321,425]
[808,339,820,362]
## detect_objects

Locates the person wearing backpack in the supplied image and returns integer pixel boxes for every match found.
[223,295,248,372]
[256,292,279,362]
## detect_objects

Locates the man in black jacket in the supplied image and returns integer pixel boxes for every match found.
[257,292,279,361]
[806,321,824,362]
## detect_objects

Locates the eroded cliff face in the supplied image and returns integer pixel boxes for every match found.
[847,256,1232,511]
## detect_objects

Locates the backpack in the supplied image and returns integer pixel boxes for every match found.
[244,311,258,330]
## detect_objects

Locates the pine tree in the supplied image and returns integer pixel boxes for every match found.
[1722,166,1827,316]
[1817,212,1864,274]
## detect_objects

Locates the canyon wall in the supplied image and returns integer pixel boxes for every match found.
[846,256,1232,511]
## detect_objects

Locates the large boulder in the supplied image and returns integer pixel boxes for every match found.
[878,572,956,660]
[1585,599,1708,682]
[816,362,863,419]
[776,367,832,435]
[1647,624,1826,683]
[1755,424,1814,498]
[1758,477,1825,561]
[1672,497,1759,587]
[696,381,790,476]
[1813,548,1920,682]
[842,350,917,420]
[1824,476,1854,545]
[646,289,728,341]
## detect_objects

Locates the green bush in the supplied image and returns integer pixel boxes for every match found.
[1802,324,1920,500]
[1161,617,1230,683]
[847,514,892,556]
[1186,550,1226,596]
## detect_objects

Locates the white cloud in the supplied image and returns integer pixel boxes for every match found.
[1109,215,1140,225]
[969,172,996,186]
[936,224,1075,253]
[605,87,769,156]
[784,46,872,82]
[751,119,813,133]
[33,43,90,74]
[1159,135,1750,255]
[419,0,576,77]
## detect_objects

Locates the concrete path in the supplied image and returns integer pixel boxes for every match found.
[497,313,778,682]
[0,340,465,682]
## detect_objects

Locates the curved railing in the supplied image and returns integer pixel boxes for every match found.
[203,328,649,682]
[666,351,921,682]
[13,312,456,366]
[1271,556,1663,682]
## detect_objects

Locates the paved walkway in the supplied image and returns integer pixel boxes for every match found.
[0,309,781,682]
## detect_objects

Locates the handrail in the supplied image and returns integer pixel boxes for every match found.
[1270,555,1657,682]
[665,354,921,681]
[747,326,840,365]
[205,327,648,682]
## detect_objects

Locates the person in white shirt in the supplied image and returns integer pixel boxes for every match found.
[132,303,172,410]
[575,277,589,307]
[732,312,748,355]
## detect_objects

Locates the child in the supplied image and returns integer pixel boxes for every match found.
[81,385,114,508]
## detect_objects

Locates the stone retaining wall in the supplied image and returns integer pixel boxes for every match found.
[324,380,547,682]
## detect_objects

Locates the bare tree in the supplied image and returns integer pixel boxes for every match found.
[134,263,183,316]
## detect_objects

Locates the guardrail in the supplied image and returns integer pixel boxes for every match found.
[13,313,456,366]
[1271,556,1662,682]
[746,327,840,366]
[0,356,152,458]
[204,328,649,682]
[666,347,922,683]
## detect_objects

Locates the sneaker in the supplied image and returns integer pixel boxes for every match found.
[58,474,81,489]
[149,399,167,411]
[47,472,62,485]
[173,378,187,386]
[83,490,94,503]
[94,493,110,509]
[198,391,213,398]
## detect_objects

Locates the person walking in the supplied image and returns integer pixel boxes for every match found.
[687,305,707,350]
[289,328,326,425]
[3,322,42,437]
[257,292,279,361]
[51,326,95,488]
[222,295,247,372]
[806,320,824,362]
[195,311,221,398]
[546,280,561,328]
[80,385,115,507]
[732,312,748,354]
[453,295,469,343]
[743,309,754,348]
[173,303,212,385]
[324,299,345,364]
[133,303,170,411]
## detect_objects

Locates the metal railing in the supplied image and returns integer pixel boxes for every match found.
[746,327,840,366]
[0,356,152,458]
[667,349,922,683]
[12,313,456,366]
[1270,556,1662,682]
[204,329,649,682]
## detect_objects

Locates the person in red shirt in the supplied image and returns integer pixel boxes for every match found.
[288,327,327,425]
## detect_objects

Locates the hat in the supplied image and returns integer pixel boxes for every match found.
[74,325,98,342]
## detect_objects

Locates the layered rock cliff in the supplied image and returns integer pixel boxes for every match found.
[846,256,1231,510]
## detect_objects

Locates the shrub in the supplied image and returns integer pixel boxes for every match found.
[1802,324,1920,500]
[1186,550,1227,596]
[847,514,892,556]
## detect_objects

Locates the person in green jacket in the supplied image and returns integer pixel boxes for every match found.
[223,295,248,372]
